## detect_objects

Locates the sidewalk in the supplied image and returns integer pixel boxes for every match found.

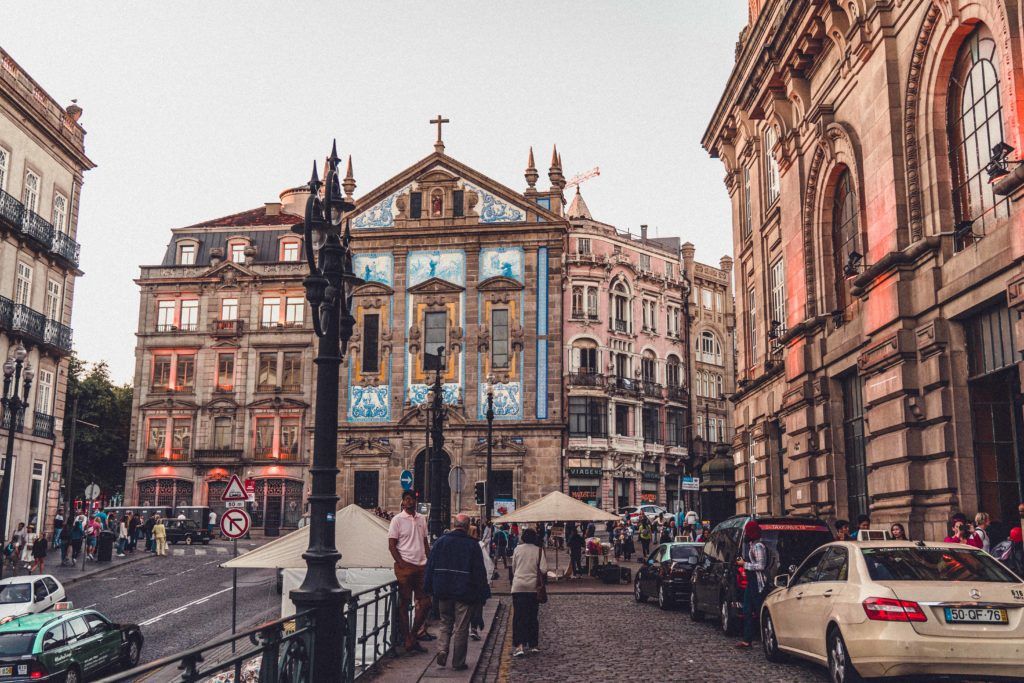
[490,546,632,595]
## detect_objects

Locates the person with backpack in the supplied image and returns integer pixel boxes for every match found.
[735,520,769,648]
[493,525,510,569]
[68,518,84,564]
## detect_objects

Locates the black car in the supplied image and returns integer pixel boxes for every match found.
[165,519,211,545]
[633,542,702,609]
[689,515,833,634]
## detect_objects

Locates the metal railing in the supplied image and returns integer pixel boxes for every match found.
[0,190,80,266]
[0,189,24,229]
[666,385,687,402]
[32,412,54,439]
[612,318,629,333]
[11,304,45,340]
[98,581,408,682]
[1,409,24,433]
[194,448,243,460]
[211,318,245,336]
[21,210,54,249]
[610,376,640,395]
[43,318,72,352]
[567,370,604,387]
[642,381,662,398]
[0,299,72,354]
[52,230,80,267]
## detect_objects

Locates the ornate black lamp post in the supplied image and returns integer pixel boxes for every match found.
[1,345,32,581]
[484,375,495,524]
[287,141,363,679]
[428,346,448,539]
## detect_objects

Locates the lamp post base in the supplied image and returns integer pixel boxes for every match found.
[289,585,350,681]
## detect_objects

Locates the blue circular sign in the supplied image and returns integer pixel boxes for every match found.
[400,470,414,491]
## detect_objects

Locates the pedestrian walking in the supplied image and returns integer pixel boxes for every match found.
[29,532,47,574]
[52,508,64,550]
[567,528,584,578]
[85,516,100,561]
[1007,527,1024,576]
[68,518,84,564]
[127,513,140,553]
[470,531,495,641]
[143,514,156,553]
[387,490,431,654]
[511,528,546,657]
[208,510,217,536]
[424,514,490,671]
[853,514,871,540]
[153,516,168,556]
[116,516,129,557]
[622,525,635,562]
[890,523,908,541]
[736,520,768,648]
[493,525,510,569]
[20,525,36,571]
[638,519,652,558]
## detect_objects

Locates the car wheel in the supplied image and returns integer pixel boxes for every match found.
[827,627,863,683]
[633,576,647,603]
[123,636,141,668]
[761,610,785,662]
[689,591,703,622]
[658,583,672,610]
[720,596,738,635]
[184,535,193,546]
[65,665,81,683]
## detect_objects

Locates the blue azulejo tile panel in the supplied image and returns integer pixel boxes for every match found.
[408,383,461,406]
[479,246,524,283]
[353,253,394,287]
[536,341,547,419]
[352,184,412,229]
[478,381,522,420]
[537,247,548,335]
[407,249,466,287]
[348,385,390,422]
[463,182,525,223]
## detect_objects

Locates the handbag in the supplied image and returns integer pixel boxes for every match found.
[535,549,548,604]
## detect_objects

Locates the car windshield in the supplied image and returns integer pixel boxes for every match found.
[862,547,1020,582]
[669,545,699,561]
[0,585,31,604]
[760,527,834,569]
[0,632,35,656]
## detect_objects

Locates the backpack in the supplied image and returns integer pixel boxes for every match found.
[762,544,781,593]
[992,539,1013,562]
[494,530,508,548]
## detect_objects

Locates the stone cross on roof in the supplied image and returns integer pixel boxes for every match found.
[430,114,450,153]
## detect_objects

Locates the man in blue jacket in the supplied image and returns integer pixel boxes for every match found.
[424,513,491,670]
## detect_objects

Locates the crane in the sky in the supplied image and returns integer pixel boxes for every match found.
[565,166,600,189]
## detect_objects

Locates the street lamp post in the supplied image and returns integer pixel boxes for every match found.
[484,375,495,524]
[1,345,32,581]
[428,346,447,539]
[286,141,363,680]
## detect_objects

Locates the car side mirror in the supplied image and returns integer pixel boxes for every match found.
[774,574,790,588]
[788,564,798,574]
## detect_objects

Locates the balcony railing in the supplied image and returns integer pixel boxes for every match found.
[211,318,245,336]
[610,376,640,395]
[195,448,243,460]
[32,413,55,439]
[0,189,24,229]
[0,190,80,268]
[568,371,605,387]
[642,381,663,399]
[51,230,80,268]
[145,448,190,462]
[43,318,72,352]
[0,297,73,354]
[11,304,45,340]
[21,210,54,249]
[1,410,24,433]
[612,319,629,333]
[0,296,12,329]
[666,384,688,402]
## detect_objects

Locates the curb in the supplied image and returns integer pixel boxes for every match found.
[59,551,157,587]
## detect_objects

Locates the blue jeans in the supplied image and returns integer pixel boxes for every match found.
[742,580,764,643]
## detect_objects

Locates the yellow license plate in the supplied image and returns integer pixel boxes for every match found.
[0,666,11,676]
[944,607,1009,624]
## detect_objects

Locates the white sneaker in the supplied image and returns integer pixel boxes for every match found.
[470,630,481,641]
[513,648,525,657]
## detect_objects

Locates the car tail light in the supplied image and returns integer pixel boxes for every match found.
[862,597,927,622]
[28,661,47,679]
[737,567,748,590]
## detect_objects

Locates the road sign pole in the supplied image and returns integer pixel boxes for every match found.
[231,539,237,654]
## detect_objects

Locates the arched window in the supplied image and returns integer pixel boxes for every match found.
[641,350,657,384]
[666,355,681,388]
[571,339,599,375]
[715,373,724,399]
[948,25,1009,250]
[831,169,859,309]
[764,125,780,206]
[611,280,631,333]
[699,331,723,365]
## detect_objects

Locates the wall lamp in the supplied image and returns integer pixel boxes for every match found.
[843,250,864,278]
[986,141,1020,181]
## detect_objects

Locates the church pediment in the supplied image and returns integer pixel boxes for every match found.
[340,436,395,457]
[354,281,395,297]
[477,276,524,292]
[418,168,459,184]
[468,435,528,458]
[203,397,240,414]
[205,259,254,279]
[407,277,465,295]
[141,397,200,411]
[247,396,309,411]
[396,403,468,427]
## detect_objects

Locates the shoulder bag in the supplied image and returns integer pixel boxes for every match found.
[535,549,548,604]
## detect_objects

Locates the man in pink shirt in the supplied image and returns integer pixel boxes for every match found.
[389,490,431,653]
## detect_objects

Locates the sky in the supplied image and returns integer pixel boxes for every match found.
[1,1,746,383]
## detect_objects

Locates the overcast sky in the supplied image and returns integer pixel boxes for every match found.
[2,2,745,383]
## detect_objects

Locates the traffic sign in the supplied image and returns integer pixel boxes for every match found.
[84,483,100,501]
[447,466,465,492]
[244,478,256,502]
[681,476,701,492]
[221,474,248,502]
[220,508,250,539]
[225,500,246,508]
[400,470,413,491]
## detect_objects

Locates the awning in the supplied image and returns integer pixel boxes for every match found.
[492,490,621,524]
[221,504,393,569]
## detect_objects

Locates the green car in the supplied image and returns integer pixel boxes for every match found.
[0,608,143,682]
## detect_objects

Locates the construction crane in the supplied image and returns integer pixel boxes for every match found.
[565,166,600,189]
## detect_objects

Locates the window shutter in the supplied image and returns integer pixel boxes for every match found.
[571,347,580,371]
[452,190,464,217]
[410,192,422,219]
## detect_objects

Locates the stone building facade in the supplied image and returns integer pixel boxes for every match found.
[704,0,1024,540]
[125,206,315,531]
[0,46,91,534]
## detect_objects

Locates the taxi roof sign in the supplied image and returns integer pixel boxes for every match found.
[54,602,74,611]
[221,474,248,502]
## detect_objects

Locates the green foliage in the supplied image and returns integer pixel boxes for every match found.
[62,354,132,501]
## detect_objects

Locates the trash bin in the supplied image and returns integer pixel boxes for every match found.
[97,530,115,562]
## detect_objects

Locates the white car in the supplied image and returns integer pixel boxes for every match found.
[0,575,66,620]
[760,540,1024,682]
[621,505,671,523]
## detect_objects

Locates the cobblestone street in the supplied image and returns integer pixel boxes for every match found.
[483,594,828,682]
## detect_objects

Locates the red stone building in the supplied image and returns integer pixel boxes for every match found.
[704,0,1024,540]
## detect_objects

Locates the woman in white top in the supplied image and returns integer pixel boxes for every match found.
[21,526,37,567]
[510,528,547,657]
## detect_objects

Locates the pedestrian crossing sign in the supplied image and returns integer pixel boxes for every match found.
[221,474,248,501]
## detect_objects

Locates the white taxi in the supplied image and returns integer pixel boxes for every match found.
[760,540,1024,682]
[0,575,67,621]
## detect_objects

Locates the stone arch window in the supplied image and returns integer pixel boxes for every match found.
[641,349,657,384]
[715,373,724,399]
[610,279,632,333]
[666,354,682,388]
[698,330,723,365]
[571,338,599,374]
[948,24,1009,250]
[831,167,860,310]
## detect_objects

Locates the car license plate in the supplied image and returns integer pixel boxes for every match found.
[0,666,11,676]
[944,607,1009,624]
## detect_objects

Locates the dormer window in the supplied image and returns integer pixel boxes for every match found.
[228,240,247,264]
[280,239,301,262]
[177,242,196,265]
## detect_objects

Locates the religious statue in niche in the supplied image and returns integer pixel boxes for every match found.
[431,190,443,217]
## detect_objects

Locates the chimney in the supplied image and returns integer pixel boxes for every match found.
[264,202,281,217]
[640,224,648,242]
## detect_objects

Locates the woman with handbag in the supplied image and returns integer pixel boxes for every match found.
[510,527,547,657]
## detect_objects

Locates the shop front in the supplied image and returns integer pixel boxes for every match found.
[249,478,305,532]
[137,478,194,507]
[567,467,602,507]
[640,465,660,505]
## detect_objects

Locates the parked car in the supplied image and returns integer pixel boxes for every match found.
[689,515,833,634]
[619,505,671,523]
[0,576,66,621]
[761,541,1024,682]
[165,519,211,545]
[634,542,702,609]
[0,607,143,682]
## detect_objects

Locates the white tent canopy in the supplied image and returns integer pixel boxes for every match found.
[222,504,393,569]
[492,490,621,524]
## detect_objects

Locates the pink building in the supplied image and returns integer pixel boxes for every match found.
[563,190,694,512]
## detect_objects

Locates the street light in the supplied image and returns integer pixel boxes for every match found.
[286,141,363,680]
[1,344,32,580]
[484,374,495,525]
[428,346,448,539]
